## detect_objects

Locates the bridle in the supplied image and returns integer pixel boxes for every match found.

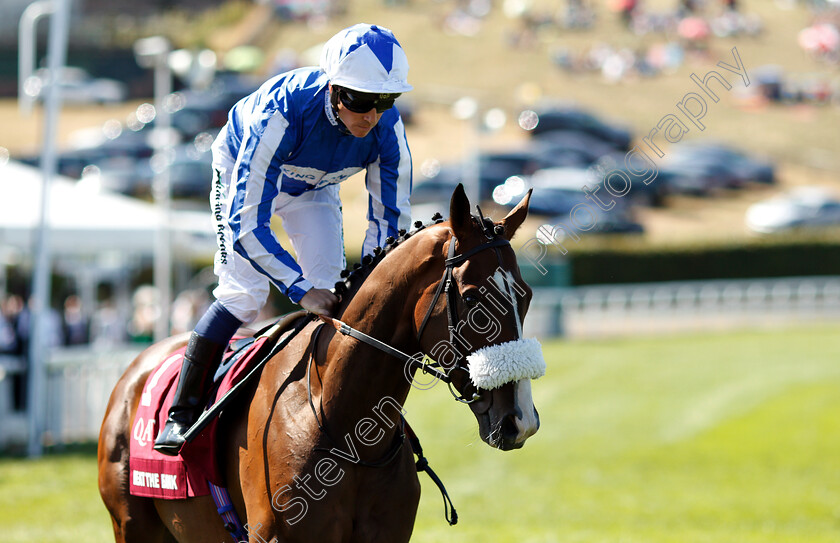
[415,216,520,406]
[306,213,522,516]
[319,211,523,407]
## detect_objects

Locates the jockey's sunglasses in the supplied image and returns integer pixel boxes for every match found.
[338,88,401,114]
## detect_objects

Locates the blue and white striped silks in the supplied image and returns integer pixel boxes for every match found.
[212,67,412,307]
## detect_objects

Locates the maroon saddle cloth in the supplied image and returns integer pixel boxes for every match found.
[128,335,269,499]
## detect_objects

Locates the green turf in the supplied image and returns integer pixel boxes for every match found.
[406,324,840,543]
[1,325,838,542]
[0,449,113,542]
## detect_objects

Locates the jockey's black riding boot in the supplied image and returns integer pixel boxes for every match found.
[153,332,226,456]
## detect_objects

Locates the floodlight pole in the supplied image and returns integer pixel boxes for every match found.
[25,0,71,458]
[134,37,173,342]
[18,0,55,117]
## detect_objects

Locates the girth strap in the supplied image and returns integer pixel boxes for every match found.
[208,482,248,542]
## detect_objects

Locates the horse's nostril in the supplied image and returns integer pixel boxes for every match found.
[501,414,519,441]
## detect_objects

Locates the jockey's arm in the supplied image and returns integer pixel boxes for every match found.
[362,116,412,256]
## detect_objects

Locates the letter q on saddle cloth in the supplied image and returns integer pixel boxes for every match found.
[129,331,276,499]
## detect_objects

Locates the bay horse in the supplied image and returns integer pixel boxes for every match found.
[98,185,542,543]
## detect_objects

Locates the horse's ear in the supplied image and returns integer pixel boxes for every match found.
[499,188,532,240]
[449,183,471,236]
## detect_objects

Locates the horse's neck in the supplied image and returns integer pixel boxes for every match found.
[318,240,433,433]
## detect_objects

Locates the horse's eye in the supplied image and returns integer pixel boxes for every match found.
[463,294,479,309]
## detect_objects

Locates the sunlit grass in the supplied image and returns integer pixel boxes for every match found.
[0,448,112,542]
[407,324,840,543]
[2,325,838,542]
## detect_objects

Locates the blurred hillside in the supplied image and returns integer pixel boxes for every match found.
[2,0,839,247]
[242,0,840,168]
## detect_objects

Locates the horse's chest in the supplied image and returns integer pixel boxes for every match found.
[254,452,420,543]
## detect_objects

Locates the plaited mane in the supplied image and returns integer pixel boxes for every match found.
[333,212,447,306]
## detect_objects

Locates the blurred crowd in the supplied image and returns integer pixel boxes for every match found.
[0,284,214,410]
[427,0,840,87]
[0,285,214,355]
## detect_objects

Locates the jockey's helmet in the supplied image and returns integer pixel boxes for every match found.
[320,23,413,95]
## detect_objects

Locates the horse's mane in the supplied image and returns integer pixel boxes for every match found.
[334,213,447,312]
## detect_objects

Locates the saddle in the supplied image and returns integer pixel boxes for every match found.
[128,310,309,499]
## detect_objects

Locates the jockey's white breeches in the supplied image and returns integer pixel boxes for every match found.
[210,158,346,324]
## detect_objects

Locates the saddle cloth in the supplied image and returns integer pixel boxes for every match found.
[128,333,270,499]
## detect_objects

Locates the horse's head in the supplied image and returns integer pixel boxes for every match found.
[416,184,544,451]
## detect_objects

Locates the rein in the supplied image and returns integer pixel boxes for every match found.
[301,216,520,527]
[304,323,458,524]
[306,323,407,468]
[316,219,516,405]
[318,316,451,383]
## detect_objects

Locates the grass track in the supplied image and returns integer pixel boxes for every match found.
[407,324,840,543]
[1,324,838,542]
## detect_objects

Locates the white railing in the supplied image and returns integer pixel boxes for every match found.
[2,276,838,448]
[524,276,840,338]
[43,346,143,444]
[0,346,144,449]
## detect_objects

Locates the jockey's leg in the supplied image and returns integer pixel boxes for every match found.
[277,184,346,288]
[153,301,242,456]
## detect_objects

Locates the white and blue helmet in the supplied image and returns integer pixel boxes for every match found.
[320,23,413,94]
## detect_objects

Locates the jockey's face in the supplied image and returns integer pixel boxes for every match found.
[336,101,382,138]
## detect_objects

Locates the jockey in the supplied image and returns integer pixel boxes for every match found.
[154,23,413,455]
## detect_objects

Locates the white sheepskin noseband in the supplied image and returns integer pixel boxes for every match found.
[467,337,546,390]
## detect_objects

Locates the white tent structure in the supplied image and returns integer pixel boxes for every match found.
[0,160,216,257]
[0,159,219,453]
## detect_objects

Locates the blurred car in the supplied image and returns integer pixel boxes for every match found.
[19,125,181,179]
[492,172,643,235]
[82,156,146,196]
[585,153,668,207]
[661,142,775,195]
[411,172,458,207]
[674,142,775,186]
[541,208,644,235]
[522,106,633,150]
[412,144,606,206]
[18,147,107,179]
[660,152,733,195]
[530,130,623,167]
[413,150,544,205]
[524,165,663,210]
[745,187,840,234]
[169,90,238,139]
[81,143,213,199]
[30,67,127,104]
[169,72,260,138]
